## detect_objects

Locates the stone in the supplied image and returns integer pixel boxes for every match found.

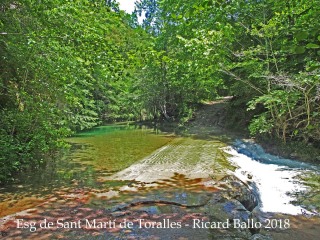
[205,198,252,239]
[250,233,273,240]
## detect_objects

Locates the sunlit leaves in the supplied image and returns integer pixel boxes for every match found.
[134,0,236,120]
[0,0,149,182]
[306,43,320,49]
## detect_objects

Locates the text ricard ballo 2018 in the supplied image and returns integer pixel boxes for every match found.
[15,218,290,232]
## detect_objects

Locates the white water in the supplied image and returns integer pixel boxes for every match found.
[224,146,315,215]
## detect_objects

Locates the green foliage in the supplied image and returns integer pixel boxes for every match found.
[239,0,320,144]
[135,0,320,147]
[0,0,148,183]
[1,0,320,182]
[248,113,273,135]
[134,0,232,121]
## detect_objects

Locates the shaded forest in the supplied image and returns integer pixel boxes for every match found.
[1,0,320,183]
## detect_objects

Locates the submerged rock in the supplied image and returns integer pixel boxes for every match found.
[217,175,258,212]
[205,198,252,239]
[202,174,272,239]
[250,233,273,240]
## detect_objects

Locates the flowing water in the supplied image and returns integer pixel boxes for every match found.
[0,124,319,239]
[225,140,320,215]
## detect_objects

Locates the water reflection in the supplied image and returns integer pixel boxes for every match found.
[0,124,173,218]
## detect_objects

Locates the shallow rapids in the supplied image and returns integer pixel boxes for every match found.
[224,140,320,215]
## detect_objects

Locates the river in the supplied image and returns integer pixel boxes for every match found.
[0,124,319,239]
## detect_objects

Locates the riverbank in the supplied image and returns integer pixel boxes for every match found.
[183,99,320,165]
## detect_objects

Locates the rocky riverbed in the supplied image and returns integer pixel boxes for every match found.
[0,101,319,239]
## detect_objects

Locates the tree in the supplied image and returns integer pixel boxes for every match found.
[0,0,149,183]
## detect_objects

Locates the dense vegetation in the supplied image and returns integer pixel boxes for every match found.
[0,0,149,182]
[1,0,319,183]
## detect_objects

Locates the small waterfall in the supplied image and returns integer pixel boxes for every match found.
[224,140,319,215]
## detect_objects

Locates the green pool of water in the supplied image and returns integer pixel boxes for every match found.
[0,124,173,194]
[67,124,174,173]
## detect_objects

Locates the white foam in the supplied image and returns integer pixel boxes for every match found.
[224,147,310,215]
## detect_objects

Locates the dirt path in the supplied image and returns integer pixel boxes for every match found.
[188,98,230,135]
